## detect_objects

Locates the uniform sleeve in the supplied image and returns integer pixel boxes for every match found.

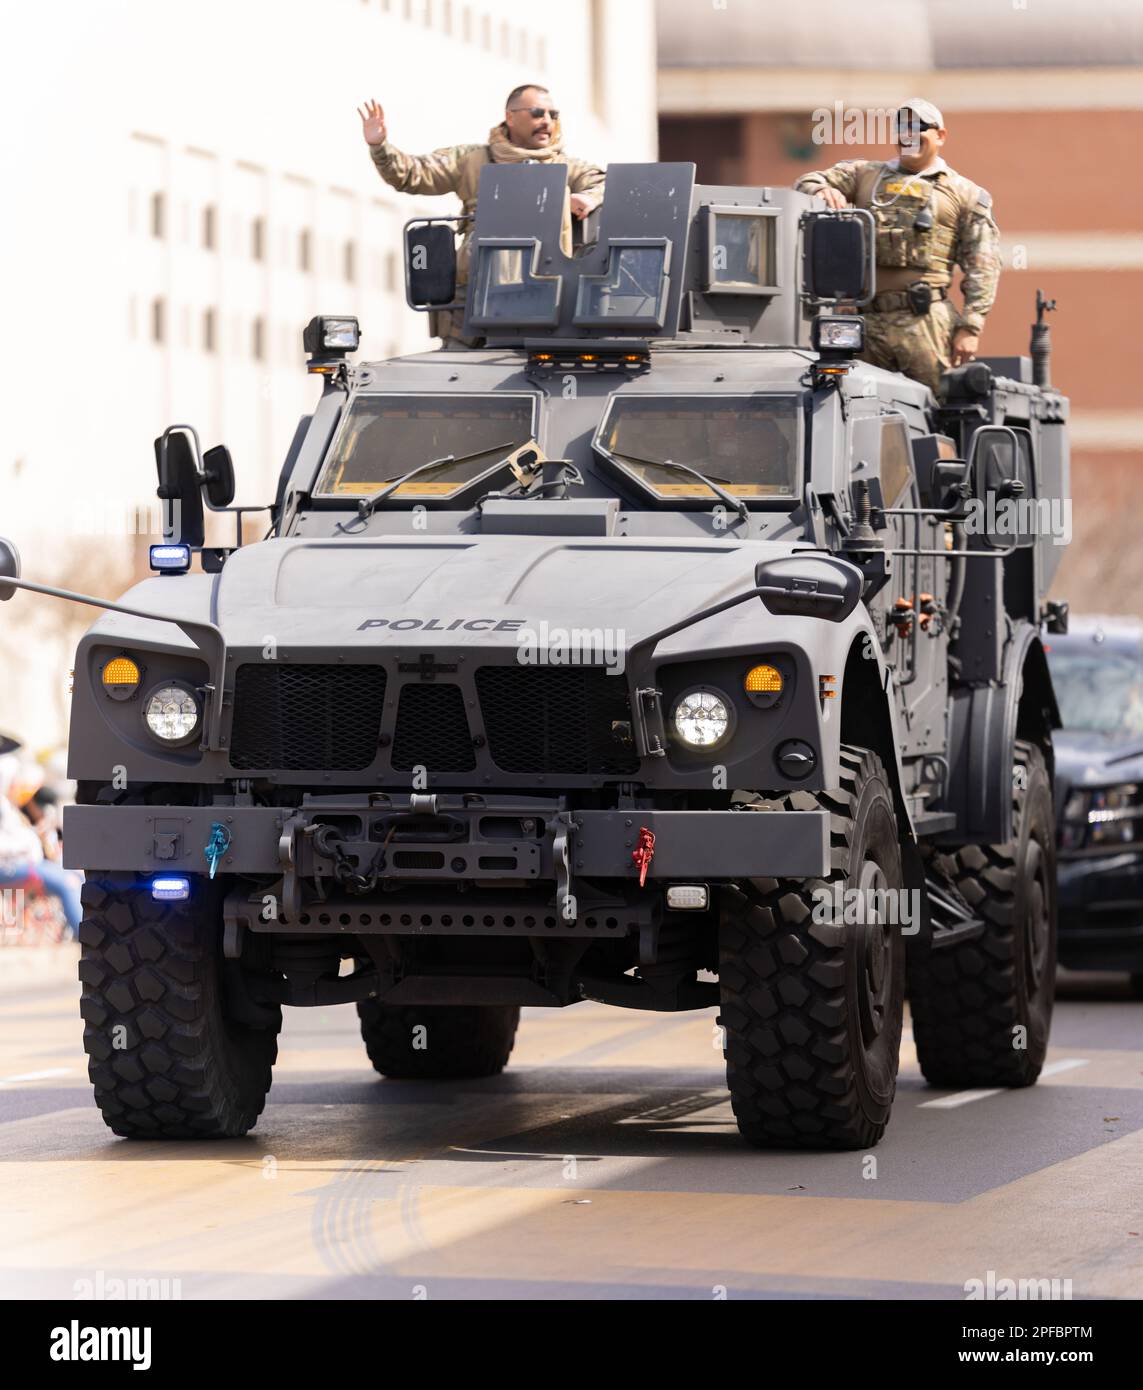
[368,141,476,197]
[567,156,606,208]
[794,160,867,201]
[954,187,1001,334]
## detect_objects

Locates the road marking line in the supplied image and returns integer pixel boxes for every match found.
[1040,1057,1090,1078]
[919,1058,1089,1108]
[0,1067,73,1085]
[920,1087,1004,1109]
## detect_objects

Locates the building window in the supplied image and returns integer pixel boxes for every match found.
[202,204,216,251]
[251,216,266,262]
[344,239,357,284]
[252,316,266,361]
[203,307,217,353]
[461,5,471,41]
[150,297,166,344]
[499,19,510,55]
[299,227,312,272]
[385,250,399,294]
[480,13,490,49]
[150,191,165,239]
[536,35,546,70]
[441,0,452,34]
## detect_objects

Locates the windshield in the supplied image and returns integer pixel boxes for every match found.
[596,395,800,500]
[315,394,537,497]
[1048,645,1143,736]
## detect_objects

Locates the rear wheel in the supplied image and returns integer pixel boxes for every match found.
[718,746,906,1150]
[78,874,281,1138]
[357,1001,520,1079]
[909,740,1056,1088]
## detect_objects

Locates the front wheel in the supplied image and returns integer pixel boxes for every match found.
[718,746,906,1150]
[78,874,281,1138]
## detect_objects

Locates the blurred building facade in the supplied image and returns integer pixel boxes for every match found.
[658,0,1143,616]
[0,0,656,750]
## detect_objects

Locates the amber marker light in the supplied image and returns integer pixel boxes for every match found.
[745,664,783,694]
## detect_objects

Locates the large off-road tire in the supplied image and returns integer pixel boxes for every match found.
[78,874,281,1138]
[357,1001,520,1079]
[719,746,906,1150]
[908,740,1056,1088]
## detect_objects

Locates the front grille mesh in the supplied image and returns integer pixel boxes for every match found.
[392,683,476,772]
[229,664,386,771]
[476,666,639,775]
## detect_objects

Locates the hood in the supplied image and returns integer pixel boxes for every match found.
[201,535,811,655]
[1053,726,1143,808]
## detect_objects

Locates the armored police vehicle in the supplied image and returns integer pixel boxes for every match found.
[0,162,1071,1149]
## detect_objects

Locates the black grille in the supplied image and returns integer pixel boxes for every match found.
[229,664,386,771]
[476,666,639,775]
[392,683,475,772]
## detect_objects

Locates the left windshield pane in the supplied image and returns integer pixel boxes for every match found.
[314,395,536,498]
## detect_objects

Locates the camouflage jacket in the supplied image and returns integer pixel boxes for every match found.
[796,158,1001,333]
[369,137,606,272]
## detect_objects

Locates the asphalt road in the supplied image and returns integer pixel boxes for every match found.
[2,947,1141,1301]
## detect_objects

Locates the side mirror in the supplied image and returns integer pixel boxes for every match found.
[0,537,21,601]
[154,430,205,548]
[803,210,875,305]
[755,555,863,623]
[405,221,458,308]
[202,445,236,508]
[932,459,970,512]
[968,425,1032,549]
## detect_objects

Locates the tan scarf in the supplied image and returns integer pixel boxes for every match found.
[485,122,575,253]
[486,121,566,164]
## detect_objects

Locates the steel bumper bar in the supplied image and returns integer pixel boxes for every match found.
[64,797,830,884]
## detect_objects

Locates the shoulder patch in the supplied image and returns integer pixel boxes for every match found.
[976,187,993,210]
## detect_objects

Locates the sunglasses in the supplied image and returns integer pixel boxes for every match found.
[898,119,936,136]
[509,106,559,120]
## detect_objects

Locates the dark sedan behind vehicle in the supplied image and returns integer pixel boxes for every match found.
[1046,617,1143,994]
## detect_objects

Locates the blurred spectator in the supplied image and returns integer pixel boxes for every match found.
[0,740,82,938]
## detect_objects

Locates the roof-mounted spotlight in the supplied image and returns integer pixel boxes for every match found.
[812,313,864,358]
[811,313,864,390]
[304,316,361,374]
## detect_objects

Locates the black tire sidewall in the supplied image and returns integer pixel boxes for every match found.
[844,768,906,1122]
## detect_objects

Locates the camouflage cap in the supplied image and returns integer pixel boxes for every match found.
[898,97,945,129]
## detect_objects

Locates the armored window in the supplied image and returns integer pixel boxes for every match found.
[700,206,779,295]
[880,417,914,506]
[574,240,670,328]
[314,393,538,499]
[595,395,801,502]
[469,240,561,328]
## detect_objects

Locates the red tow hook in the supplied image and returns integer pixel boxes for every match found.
[632,827,656,888]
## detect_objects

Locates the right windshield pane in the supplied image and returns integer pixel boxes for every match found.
[597,396,800,500]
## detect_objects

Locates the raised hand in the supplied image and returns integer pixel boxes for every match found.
[358,99,387,147]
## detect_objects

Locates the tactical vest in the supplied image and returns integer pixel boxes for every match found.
[854,163,960,281]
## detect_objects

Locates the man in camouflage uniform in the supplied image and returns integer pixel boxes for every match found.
[795,99,1001,393]
[358,85,605,344]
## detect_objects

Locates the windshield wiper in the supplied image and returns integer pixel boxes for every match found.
[611,450,749,525]
[355,443,513,521]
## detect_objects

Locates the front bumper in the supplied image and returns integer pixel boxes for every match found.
[65,794,829,931]
[1057,852,1143,970]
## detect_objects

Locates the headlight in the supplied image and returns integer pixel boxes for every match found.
[143,683,200,744]
[672,689,731,747]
